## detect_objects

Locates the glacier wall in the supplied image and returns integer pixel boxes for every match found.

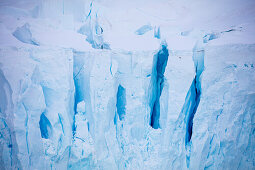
[0,0,255,169]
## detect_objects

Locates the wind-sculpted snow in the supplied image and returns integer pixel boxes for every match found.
[0,0,255,169]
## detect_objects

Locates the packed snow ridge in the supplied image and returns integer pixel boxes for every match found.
[0,0,255,169]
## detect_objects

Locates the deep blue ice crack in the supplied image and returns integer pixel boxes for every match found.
[116,85,126,121]
[150,43,169,129]
[183,44,204,145]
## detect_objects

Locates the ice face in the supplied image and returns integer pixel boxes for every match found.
[0,0,255,169]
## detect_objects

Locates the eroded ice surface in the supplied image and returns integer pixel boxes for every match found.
[0,0,255,169]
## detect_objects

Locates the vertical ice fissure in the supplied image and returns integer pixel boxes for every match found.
[149,43,169,129]
[116,85,126,121]
[72,51,95,141]
[185,75,201,144]
[72,81,79,137]
[39,112,52,139]
[114,84,127,157]
[58,113,65,134]
[72,63,85,138]
[185,45,204,145]
[174,42,204,168]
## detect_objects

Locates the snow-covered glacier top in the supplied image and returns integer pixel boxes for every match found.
[0,0,254,169]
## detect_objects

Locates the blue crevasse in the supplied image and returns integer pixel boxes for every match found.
[150,43,169,129]
[39,112,52,139]
[179,41,204,145]
[154,26,161,39]
[116,85,126,121]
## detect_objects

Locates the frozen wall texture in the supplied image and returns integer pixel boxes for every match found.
[0,0,254,169]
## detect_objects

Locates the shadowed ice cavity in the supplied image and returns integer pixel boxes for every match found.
[73,51,94,137]
[182,42,204,146]
[173,41,204,168]
[116,85,126,121]
[39,112,53,139]
[154,26,161,39]
[149,42,169,129]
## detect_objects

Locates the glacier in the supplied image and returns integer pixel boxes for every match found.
[0,0,255,169]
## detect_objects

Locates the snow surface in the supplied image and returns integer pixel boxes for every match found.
[0,0,254,169]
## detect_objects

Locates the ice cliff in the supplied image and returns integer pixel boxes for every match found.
[0,0,254,169]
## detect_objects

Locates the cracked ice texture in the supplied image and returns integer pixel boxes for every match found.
[0,0,255,169]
